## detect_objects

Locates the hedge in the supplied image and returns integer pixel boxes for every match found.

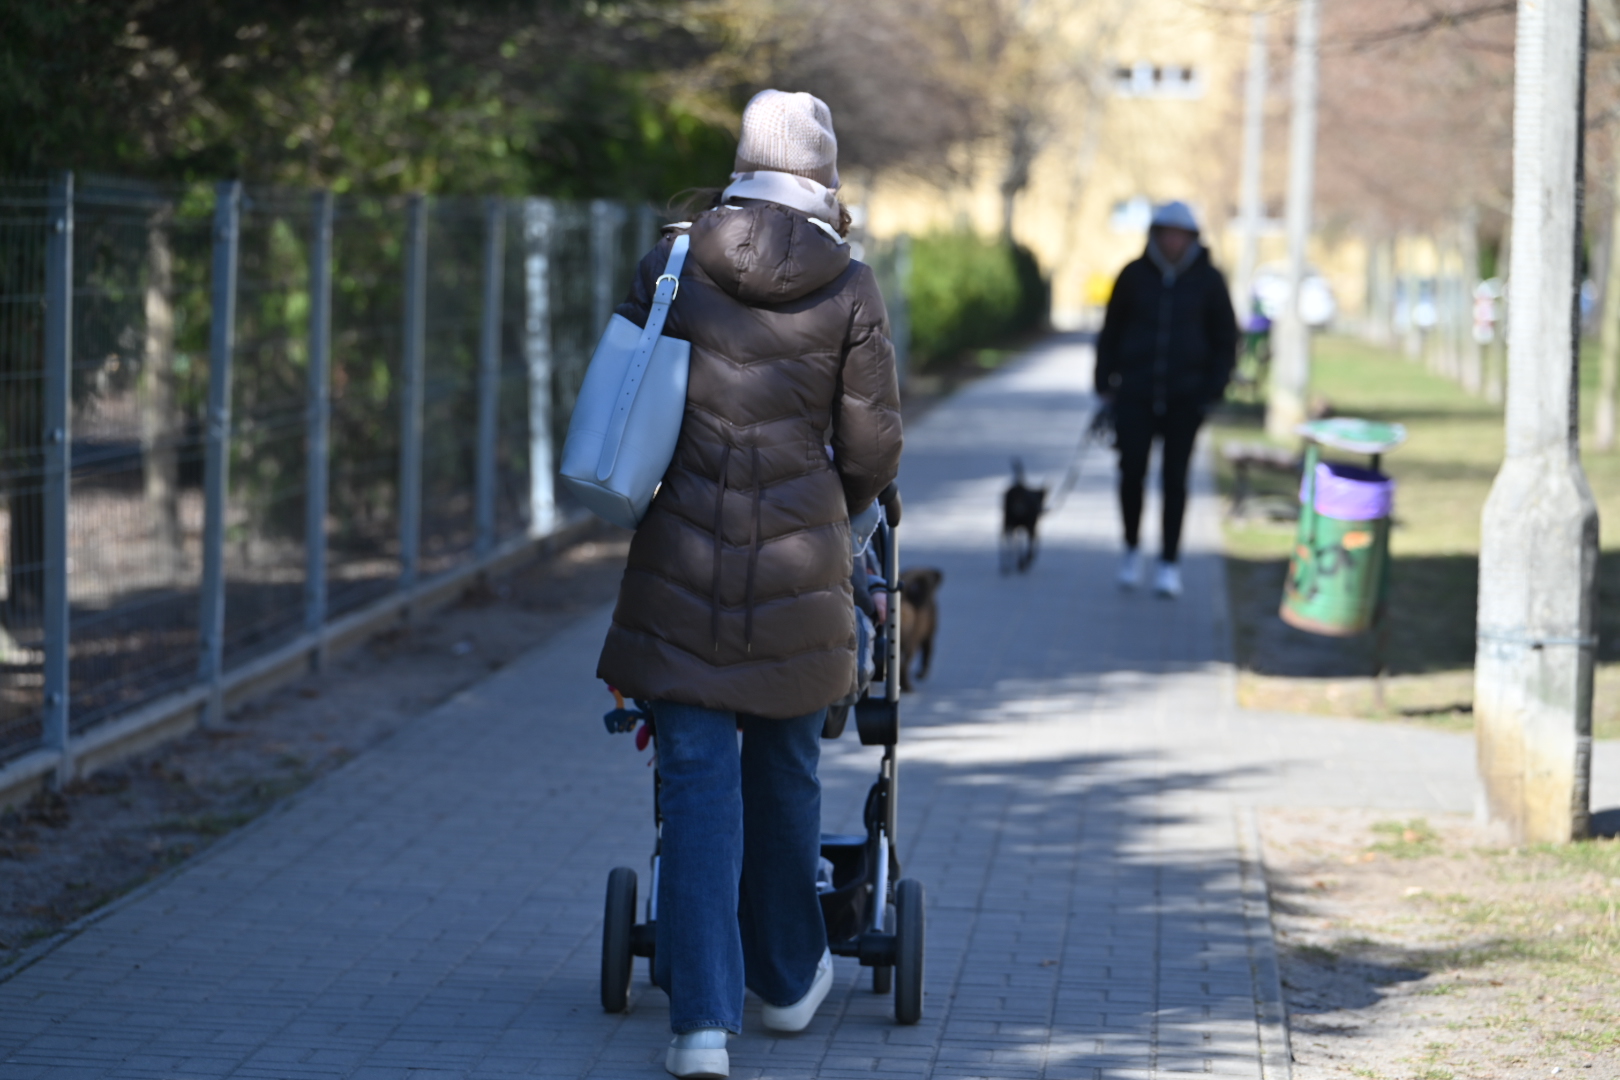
[905,230,1049,371]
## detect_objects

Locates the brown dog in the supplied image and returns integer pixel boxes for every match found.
[898,567,943,692]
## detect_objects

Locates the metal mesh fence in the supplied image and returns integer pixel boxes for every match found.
[66,177,213,733]
[223,186,313,667]
[861,235,913,384]
[547,201,596,520]
[0,173,910,772]
[495,207,534,543]
[0,180,662,766]
[327,195,405,619]
[419,198,484,575]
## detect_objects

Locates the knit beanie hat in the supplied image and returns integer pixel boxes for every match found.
[734,90,840,189]
[1150,200,1200,233]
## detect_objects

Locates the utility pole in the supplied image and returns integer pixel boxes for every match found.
[1267,0,1319,441]
[1235,9,1269,322]
[1475,0,1597,844]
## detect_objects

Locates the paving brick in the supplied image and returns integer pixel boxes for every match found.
[0,339,1556,1079]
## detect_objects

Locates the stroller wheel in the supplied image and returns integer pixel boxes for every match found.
[893,878,925,1024]
[601,867,637,1012]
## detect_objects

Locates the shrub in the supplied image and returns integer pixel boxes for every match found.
[905,230,1048,371]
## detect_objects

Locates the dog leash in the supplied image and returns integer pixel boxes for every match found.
[1046,404,1113,513]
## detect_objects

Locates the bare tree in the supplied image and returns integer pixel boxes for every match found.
[688,0,986,181]
[1593,0,1620,448]
[1314,0,1517,234]
[141,208,184,579]
[708,0,1122,241]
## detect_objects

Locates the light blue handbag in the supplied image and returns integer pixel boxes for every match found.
[560,232,691,529]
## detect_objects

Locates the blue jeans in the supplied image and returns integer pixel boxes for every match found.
[652,701,829,1035]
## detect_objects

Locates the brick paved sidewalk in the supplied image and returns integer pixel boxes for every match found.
[3,337,1614,1080]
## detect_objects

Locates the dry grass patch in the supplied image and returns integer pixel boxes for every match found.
[1262,808,1620,1079]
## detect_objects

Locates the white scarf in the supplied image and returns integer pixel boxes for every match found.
[722,170,842,228]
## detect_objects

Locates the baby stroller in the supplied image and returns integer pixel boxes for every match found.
[599,486,925,1025]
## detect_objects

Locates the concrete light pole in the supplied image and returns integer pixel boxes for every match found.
[1266,0,1319,441]
[1475,0,1598,844]
[1234,10,1269,319]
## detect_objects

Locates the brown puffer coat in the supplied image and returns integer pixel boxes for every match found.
[596,200,903,718]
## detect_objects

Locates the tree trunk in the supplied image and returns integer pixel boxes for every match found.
[1460,206,1484,395]
[1595,164,1620,449]
[1000,107,1040,245]
[5,483,44,627]
[1486,218,1510,402]
[141,207,183,577]
[1267,0,1321,441]
[3,238,46,627]
[1235,11,1268,317]
[1365,235,1394,345]
[1425,234,1447,377]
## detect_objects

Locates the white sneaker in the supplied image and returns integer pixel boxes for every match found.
[1154,561,1182,598]
[1117,548,1144,590]
[666,1028,728,1078]
[760,948,834,1033]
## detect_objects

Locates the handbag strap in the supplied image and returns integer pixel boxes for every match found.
[596,232,690,482]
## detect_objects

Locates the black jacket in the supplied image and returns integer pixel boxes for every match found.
[1095,244,1238,408]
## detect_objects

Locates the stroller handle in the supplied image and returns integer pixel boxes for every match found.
[881,502,901,706]
[879,483,902,528]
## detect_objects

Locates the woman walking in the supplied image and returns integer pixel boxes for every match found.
[1094,200,1237,598]
[596,89,903,1079]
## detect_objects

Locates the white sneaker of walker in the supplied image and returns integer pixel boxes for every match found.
[666,1028,729,1079]
[1154,561,1183,599]
[761,949,834,1033]
[1117,549,1144,590]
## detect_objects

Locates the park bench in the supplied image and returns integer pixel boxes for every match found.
[1221,441,1301,518]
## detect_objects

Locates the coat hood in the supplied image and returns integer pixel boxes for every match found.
[686,201,852,306]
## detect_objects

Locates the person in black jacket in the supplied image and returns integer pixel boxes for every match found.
[1095,200,1237,598]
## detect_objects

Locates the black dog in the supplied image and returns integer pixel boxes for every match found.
[1001,457,1047,574]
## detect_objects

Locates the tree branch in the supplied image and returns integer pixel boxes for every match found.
[1327,0,1515,52]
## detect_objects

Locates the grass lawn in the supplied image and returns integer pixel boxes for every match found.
[1210,334,1620,738]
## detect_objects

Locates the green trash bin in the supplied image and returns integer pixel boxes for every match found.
[1280,418,1406,637]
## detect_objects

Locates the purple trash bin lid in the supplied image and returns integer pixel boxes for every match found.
[1300,461,1395,521]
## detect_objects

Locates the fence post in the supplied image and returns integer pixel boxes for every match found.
[42,171,73,785]
[523,199,556,537]
[199,180,241,726]
[475,199,505,558]
[635,203,658,260]
[305,190,333,655]
[399,195,427,593]
[590,198,621,333]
